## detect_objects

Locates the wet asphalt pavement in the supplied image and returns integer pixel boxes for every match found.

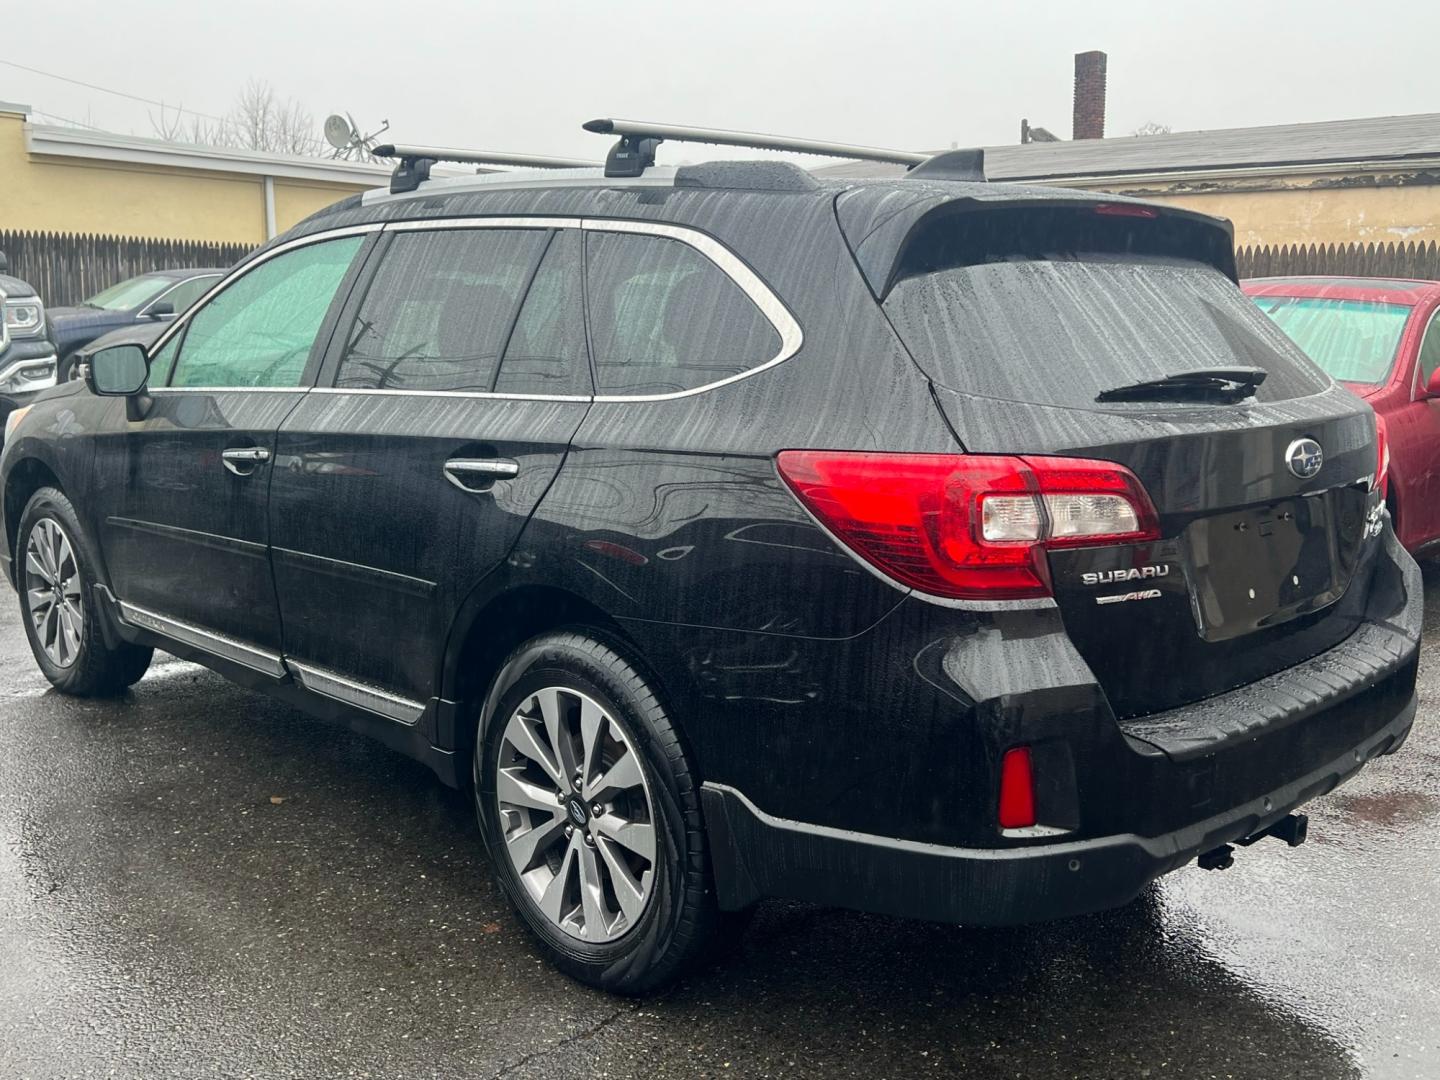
[1,572,1438,1079]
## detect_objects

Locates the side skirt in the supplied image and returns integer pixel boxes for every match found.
[100,588,463,787]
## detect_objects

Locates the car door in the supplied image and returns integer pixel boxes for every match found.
[267,222,591,719]
[89,231,373,669]
[1402,304,1440,546]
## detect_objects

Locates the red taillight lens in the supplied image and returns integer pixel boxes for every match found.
[998,747,1037,830]
[1094,203,1159,219]
[775,451,1159,600]
[1374,413,1390,501]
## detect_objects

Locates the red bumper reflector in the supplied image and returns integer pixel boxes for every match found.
[998,747,1037,830]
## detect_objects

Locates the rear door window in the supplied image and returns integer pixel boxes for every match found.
[336,228,548,392]
[883,212,1330,408]
[585,231,780,396]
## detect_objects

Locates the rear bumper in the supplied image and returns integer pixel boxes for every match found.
[703,683,1416,924]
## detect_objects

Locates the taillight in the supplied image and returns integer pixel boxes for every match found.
[998,747,1037,830]
[775,451,1159,600]
[1094,203,1159,219]
[1374,413,1390,500]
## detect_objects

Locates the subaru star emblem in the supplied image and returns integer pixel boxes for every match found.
[1286,438,1323,479]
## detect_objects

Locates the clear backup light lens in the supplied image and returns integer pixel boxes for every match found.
[1042,493,1140,541]
[776,450,1160,601]
[980,495,1042,542]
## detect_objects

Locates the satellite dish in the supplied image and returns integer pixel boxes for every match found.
[324,114,356,151]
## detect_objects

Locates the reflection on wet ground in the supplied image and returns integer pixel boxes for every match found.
[1,566,1438,1078]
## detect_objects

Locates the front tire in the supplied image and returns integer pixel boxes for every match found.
[17,487,153,695]
[474,631,717,993]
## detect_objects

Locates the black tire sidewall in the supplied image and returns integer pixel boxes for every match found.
[16,487,149,694]
[474,634,705,992]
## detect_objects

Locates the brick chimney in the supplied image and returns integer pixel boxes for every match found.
[1073,50,1107,140]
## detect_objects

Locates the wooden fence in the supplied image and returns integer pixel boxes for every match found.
[0,230,254,307]
[1,229,1436,307]
[1237,240,1440,281]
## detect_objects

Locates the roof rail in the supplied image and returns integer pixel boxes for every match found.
[581,119,985,183]
[372,144,600,194]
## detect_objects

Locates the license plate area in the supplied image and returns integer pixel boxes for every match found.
[1181,493,1349,642]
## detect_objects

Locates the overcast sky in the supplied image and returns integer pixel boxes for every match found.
[8,0,1439,165]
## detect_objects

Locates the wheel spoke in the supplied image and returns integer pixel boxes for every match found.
[595,835,648,924]
[537,838,579,925]
[503,713,562,786]
[535,688,577,781]
[585,748,643,801]
[578,697,606,788]
[497,767,562,813]
[505,810,566,872]
[593,814,655,864]
[576,840,609,937]
[61,577,82,603]
[24,550,48,581]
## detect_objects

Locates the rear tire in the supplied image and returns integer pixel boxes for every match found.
[17,487,153,696]
[474,631,717,993]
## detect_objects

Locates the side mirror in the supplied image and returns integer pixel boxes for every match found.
[146,301,174,319]
[1427,369,1440,398]
[87,343,150,396]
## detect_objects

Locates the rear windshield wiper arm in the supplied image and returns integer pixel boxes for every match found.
[1095,367,1267,403]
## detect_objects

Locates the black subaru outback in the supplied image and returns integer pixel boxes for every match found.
[0,128,1420,993]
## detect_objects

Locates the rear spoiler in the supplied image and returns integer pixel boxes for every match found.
[835,186,1238,299]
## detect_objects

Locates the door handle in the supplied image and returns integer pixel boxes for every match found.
[444,458,519,492]
[222,446,272,476]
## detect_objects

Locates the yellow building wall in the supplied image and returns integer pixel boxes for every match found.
[1098,177,1440,248]
[0,110,373,244]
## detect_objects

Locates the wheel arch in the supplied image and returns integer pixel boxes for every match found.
[3,455,64,584]
[439,582,659,764]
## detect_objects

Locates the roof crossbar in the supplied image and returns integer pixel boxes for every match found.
[583,118,928,172]
[372,144,600,194]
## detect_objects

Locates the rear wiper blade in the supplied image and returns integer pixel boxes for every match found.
[1095,367,1267,403]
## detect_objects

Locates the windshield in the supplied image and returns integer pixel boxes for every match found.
[1250,295,1411,385]
[884,254,1330,408]
[83,274,174,311]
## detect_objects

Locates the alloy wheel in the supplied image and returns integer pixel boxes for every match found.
[24,518,83,668]
[495,686,657,943]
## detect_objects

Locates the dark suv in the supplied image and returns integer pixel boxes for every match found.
[0,153,1420,993]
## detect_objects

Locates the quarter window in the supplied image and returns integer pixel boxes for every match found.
[584,232,781,396]
[335,228,548,392]
[170,237,362,389]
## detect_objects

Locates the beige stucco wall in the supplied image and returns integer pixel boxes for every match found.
[0,109,375,244]
[1094,174,1440,248]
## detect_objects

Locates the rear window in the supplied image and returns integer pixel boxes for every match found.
[1250,296,1410,385]
[883,215,1329,409]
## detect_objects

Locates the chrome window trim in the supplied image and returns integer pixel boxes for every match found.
[309,386,589,402]
[148,222,386,360]
[147,216,803,404]
[150,386,310,395]
[287,660,425,726]
[117,601,286,677]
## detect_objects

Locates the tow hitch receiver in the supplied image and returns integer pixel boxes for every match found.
[1237,812,1309,849]
[1198,812,1310,871]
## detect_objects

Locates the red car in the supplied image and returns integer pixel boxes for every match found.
[1244,276,1440,555]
